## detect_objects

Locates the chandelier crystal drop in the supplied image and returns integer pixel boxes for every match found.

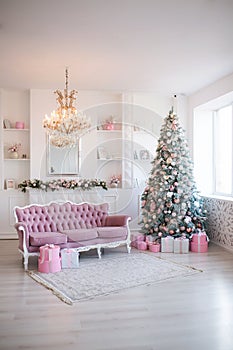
[43,68,91,148]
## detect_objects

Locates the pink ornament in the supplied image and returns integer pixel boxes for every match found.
[150,202,156,211]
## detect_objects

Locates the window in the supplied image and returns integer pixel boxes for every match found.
[214,105,232,194]
[194,101,233,197]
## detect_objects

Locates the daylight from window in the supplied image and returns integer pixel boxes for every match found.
[194,101,233,197]
[214,105,232,195]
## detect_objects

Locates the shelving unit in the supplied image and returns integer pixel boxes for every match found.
[0,89,30,190]
[96,127,123,188]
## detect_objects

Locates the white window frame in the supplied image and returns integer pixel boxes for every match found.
[212,103,233,197]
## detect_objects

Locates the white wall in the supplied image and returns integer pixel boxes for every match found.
[30,90,180,180]
[30,90,123,179]
[188,72,233,250]
[0,89,188,236]
[188,72,233,156]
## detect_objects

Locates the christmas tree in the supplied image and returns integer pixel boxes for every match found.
[140,108,206,240]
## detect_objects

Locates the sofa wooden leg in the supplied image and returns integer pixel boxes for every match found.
[97,247,102,259]
[23,255,28,270]
[127,243,131,254]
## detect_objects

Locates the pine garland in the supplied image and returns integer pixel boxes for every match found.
[18,178,108,192]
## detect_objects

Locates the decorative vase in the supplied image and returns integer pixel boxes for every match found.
[11,151,19,159]
[111,183,118,188]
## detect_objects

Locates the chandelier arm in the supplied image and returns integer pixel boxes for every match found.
[43,67,91,148]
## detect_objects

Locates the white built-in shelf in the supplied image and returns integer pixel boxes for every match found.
[3,128,29,131]
[97,158,122,161]
[4,158,30,161]
[97,130,122,133]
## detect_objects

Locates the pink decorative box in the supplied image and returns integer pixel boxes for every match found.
[192,232,208,244]
[161,236,174,253]
[38,244,61,273]
[131,233,145,248]
[137,241,147,251]
[174,238,189,254]
[15,121,25,129]
[61,248,79,268]
[148,243,160,253]
[190,242,208,253]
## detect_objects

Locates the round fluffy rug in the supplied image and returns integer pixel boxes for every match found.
[28,251,201,305]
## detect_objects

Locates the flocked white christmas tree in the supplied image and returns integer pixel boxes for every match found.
[140,108,206,240]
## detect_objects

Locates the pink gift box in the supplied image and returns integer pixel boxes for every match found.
[38,257,61,273]
[148,243,160,253]
[131,233,145,248]
[137,241,147,251]
[192,232,207,244]
[38,244,61,273]
[190,241,208,253]
[145,235,154,243]
[131,233,144,241]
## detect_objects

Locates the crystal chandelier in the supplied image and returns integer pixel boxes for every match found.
[43,68,91,148]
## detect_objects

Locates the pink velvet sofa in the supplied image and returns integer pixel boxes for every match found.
[14,201,131,270]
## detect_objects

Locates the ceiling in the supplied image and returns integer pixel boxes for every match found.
[0,0,233,96]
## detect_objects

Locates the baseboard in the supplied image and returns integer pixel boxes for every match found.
[210,240,233,253]
[0,233,17,239]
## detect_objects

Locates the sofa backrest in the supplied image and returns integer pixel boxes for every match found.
[14,201,109,233]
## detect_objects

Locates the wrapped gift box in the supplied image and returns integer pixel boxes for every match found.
[161,236,174,253]
[137,241,147,251]
[145,235,154,244]
[38,244,61,273]
[131,233,145,248]
[148,243,161,253]
[191,231,208,244]
[190,241,208,253]
[61,248,79,268]
[174,238,189,254]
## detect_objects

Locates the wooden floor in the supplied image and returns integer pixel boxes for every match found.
[0,240,233,350]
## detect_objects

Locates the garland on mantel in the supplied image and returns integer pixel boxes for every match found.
[18,178,108,193]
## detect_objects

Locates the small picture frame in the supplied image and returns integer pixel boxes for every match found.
[140,150,150,160]
[97,147,108,159]
[134,150,138,160]
[6,179,16,190]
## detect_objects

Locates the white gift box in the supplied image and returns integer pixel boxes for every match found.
[61,248,79,268]
[174,238,189,254]
[161,236,174,253]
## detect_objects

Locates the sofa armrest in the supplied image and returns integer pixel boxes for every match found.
[14,222,30,252]
[104,215,131,227]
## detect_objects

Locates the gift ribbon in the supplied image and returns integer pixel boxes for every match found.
[40,244,55,264]
[63,249,78,268]
[175,237,188,253]
[165,236,173,251]
[66,249,73,268]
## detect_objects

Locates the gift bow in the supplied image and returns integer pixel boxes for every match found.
[41,244,56,263]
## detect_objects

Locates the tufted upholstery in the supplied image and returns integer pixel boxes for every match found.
[14,201,131,270]
[15,202,109,233]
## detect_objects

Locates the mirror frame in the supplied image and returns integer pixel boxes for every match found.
[47,136,80,176]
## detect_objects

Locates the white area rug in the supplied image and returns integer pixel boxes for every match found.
[28,251,201,305]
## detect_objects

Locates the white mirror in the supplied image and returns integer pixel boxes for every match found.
[47,137,80,175]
